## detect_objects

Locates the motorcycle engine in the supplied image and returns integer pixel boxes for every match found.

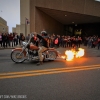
[28,50,38,56]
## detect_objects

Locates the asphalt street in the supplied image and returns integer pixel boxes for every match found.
[0,45,100,100]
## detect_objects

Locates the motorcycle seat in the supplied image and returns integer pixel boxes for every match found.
[43,48,55,52]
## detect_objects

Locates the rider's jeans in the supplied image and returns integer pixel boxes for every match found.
[38,46,47,61]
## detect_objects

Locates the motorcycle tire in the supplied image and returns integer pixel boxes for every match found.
[11,50,26,63]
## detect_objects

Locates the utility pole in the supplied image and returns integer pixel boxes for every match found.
[25,17,27,38]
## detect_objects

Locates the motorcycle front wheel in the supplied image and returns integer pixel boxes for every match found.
[11,50,26,63]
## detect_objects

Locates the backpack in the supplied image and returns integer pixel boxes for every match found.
[54,38,58,44]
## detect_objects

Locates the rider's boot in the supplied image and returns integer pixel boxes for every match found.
[37,61,43,65]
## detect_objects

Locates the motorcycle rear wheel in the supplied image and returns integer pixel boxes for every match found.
[11,50,26,63]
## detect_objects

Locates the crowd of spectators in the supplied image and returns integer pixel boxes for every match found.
[0,32,25,48]
[48,34,82,48]
[25,33,100,50]
[25,33,83,49]
[0,32,100,50]
[83,35,100,49]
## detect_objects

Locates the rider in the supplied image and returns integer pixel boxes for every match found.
[33,32,49,65]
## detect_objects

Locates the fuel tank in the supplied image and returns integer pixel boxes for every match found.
[29,44,39,50]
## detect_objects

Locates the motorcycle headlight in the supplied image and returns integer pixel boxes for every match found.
[21,42,28,47]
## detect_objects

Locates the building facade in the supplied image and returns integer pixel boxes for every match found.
[12,27,16,33]
[12,24,21,35]
[0,17,8,33]
[20,0,100,36]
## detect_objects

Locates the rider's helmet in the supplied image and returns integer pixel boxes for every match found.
[41,30,47,36]
[41,31,48,39]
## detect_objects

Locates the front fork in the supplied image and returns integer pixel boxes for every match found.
[18,47,25,57]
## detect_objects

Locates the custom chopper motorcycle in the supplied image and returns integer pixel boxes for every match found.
[11,34,60,63]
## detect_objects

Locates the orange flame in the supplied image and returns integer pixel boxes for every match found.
[75,48,84,58]
[65,50,75,61]
[61,56,66,59]
[61,48,85,61]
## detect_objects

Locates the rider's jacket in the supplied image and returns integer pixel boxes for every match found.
[37,34,49,48]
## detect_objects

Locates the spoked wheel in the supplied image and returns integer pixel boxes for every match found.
[11,50,26,63]
[48,51,57,61]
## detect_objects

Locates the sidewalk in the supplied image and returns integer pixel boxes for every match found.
[81,45,100,57]
[0,45,20,50]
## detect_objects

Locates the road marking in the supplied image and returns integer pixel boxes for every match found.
[0,64,100,79]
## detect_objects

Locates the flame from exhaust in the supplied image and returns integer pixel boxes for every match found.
[75,48,84,58]
[61,48,85,61]
[61,56,66,59]
[65,50,75,61]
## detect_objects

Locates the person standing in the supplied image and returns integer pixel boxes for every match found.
[0,33,2,47]
[2,33,8,48]
[13,33,18,46]
[8,33,14,47]
[77,36,82,48]
[97,37,100,49]
[26,34,30,42]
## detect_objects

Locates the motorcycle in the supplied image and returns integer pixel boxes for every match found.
[11,35,60,63]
